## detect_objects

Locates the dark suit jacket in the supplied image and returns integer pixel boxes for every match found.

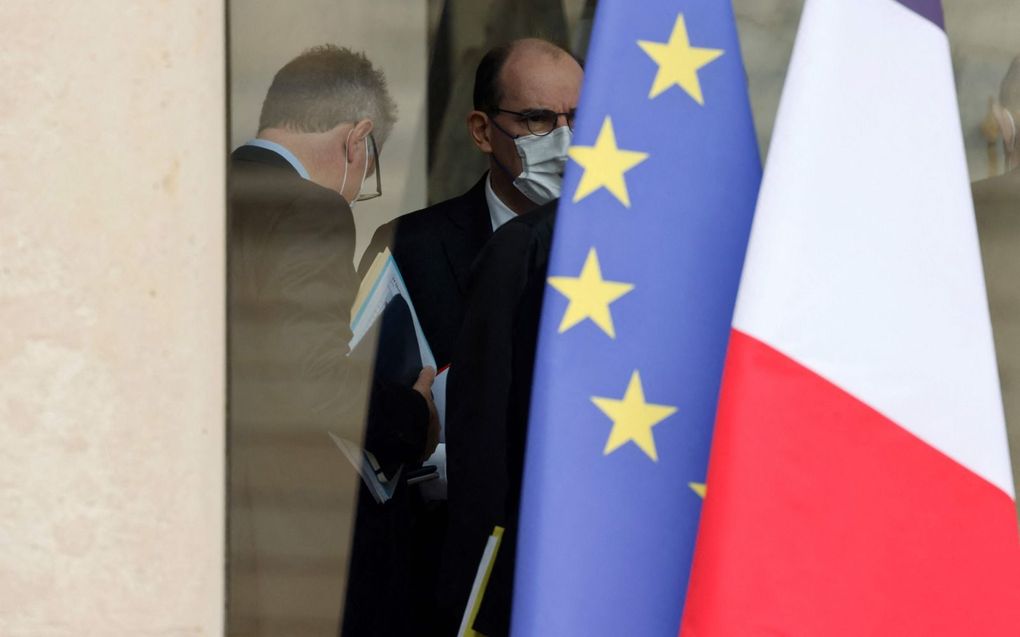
[360,176,493,367]
[353,176,495,636]
[440,202,558,636]
[227,145,427,637]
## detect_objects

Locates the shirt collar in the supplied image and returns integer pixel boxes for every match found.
[243,138,311,180]
[485,173,517,231]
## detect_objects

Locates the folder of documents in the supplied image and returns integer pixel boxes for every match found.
[459,526,505,637]
[350,248,434,367]
[335,248,449,501]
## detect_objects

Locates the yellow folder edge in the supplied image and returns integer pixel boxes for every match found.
[350,247,391,323]
[459,525,505,637]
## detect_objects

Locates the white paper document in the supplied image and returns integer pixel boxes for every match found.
[350,248,435,370]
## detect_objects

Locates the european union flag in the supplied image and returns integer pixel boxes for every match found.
[511,1,761,635]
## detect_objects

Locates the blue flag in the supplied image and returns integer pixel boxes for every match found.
[511,1,761,634]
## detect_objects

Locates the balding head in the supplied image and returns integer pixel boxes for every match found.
[473,38,578,112]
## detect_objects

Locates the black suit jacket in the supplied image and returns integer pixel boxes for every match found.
[352,176,495,636]
[440,201,558,636]
[227,145,428,637]
[360,176,493,367]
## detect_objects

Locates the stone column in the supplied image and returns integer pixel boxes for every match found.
[0,2,225,636]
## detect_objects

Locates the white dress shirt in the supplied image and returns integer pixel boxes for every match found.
[484,173,518,231]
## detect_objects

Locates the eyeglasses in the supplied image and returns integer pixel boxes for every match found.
[492,107,576,136]
[355,133,381,202]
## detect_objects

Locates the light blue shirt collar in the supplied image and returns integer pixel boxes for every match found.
[244,138,311,180]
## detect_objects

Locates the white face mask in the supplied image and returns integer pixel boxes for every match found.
[339,130,370,206]
[511,125,572,205]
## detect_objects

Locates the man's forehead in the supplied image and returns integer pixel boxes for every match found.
[499,48,582,108]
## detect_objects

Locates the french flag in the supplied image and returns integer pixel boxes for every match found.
[681,0,1020,635]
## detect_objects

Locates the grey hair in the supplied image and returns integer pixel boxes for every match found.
[258,45,398,145]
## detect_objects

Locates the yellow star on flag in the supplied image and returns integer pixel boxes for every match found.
[638,14,724,104]
[547,247,634,338]
[568,116,649,208]
[689,482,707,499]
[592,370,678,462]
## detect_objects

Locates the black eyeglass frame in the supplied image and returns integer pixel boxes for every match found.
[491,107,577,136]
[355,133,382,202]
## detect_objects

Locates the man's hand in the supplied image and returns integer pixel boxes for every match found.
[412,366,440,462]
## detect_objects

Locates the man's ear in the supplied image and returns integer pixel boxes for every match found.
[347,118,375,162]
[467,111,493,154]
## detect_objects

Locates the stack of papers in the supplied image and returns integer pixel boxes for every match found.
[350,248,434,366]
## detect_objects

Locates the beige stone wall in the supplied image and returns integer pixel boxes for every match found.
[0,2,225,636]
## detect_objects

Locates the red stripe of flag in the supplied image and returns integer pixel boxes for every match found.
[682,329,1020,636]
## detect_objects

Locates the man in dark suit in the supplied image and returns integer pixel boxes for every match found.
[227,45,438,637]
[442,201,557,636]
[359,38,583,367]
[355,38,581,636]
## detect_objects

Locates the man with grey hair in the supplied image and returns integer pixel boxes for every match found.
[228,45,438,637]
[974,55,1020,509]
[250,43,397,200]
